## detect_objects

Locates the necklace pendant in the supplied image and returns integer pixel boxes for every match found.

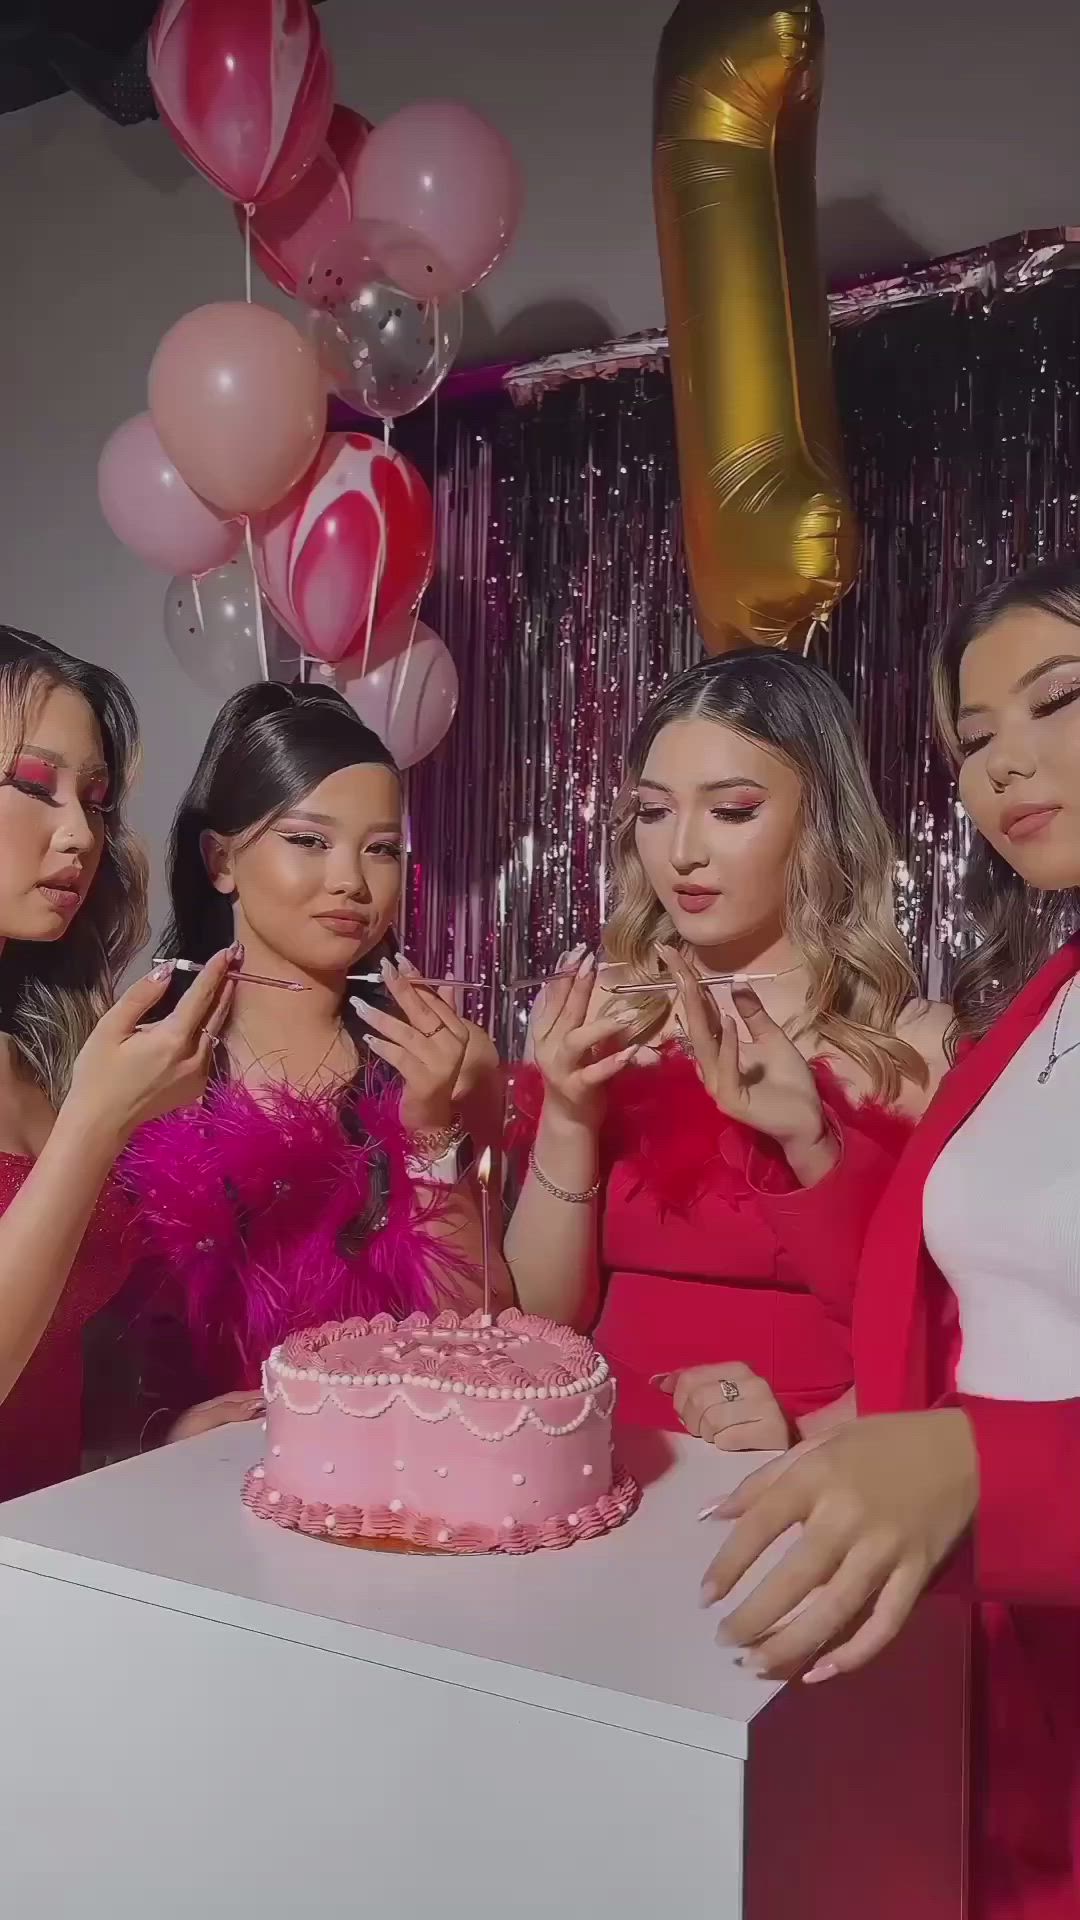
[1039,1056,1057,1085]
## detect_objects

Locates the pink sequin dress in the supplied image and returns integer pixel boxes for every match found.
[0,1153,133,1502]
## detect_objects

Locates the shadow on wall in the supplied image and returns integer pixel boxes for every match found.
[462,294,618,365]
[819,194,931,280]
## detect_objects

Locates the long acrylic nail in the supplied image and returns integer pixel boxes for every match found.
[150,960,174,982]
[803,1662,838,1686]
[579,951,596,976]
[698,1501,724,1522]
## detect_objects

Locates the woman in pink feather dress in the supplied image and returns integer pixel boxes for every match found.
[115,681,509,1449]
[507,652,951,1448]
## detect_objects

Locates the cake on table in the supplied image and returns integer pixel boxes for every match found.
[243,1308,638,1554]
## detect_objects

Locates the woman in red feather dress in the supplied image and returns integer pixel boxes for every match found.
[506,651,950,1444]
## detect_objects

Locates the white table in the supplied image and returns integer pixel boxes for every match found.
[0,1424,967,1917]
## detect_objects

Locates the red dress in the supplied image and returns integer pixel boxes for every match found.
[510,1050,911,1431]
[0,1154,134,1502]
[764,936,1080,1920]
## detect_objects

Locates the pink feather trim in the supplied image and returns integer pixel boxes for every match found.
[123,1083,472,1376]
[507,1051,913,1216]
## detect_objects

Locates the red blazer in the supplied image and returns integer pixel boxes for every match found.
[762,943,1080,1916]
[760,935,1080,1601]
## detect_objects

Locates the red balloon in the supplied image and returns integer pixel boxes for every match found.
[237,104,373,300]
[252,432,434,665]
[149,0,333,206]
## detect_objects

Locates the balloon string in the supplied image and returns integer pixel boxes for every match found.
[245,520,269,681]
[399,767,412,953]
[802,615,824,658]
[244,204,253,304]
[388,383,440,738]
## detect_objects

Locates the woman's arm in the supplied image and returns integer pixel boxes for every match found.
[504,1103,602,1326]
[945,1393,1080,1607]
[750,1006,952,1324]
[0,953,234,1408]
[0,1104,131,1406]
[503,957,636,1328]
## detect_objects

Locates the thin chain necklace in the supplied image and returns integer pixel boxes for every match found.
[227,1017,347,1094]
[1038,979,1080,1084]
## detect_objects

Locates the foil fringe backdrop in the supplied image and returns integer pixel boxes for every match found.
[399,244,1080,1054]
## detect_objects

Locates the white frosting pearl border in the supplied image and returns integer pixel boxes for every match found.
[266,1344,609,1402]
[264,1376,615,1441]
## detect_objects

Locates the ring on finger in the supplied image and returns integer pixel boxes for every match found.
[718,1378,740,1404]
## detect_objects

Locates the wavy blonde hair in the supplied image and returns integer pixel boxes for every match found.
[0,626,148,1106]
[603,652,925,1102]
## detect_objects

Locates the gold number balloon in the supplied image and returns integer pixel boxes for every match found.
[653,0,858,653]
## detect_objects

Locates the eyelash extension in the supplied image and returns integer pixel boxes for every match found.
[4,776,112,817]
[281,832,403,858]
[1034,685,1080,720]
[958,685,1080,758]
[635,801,761,824]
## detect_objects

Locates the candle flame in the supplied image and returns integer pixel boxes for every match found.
[477,1147,492,1188]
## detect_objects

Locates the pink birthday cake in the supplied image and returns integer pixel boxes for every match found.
[243,1308,638,1553]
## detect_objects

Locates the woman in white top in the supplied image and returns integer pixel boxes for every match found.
[686,558,1080,1920]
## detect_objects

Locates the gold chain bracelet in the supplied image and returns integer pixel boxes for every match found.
[528,1150,601,1204]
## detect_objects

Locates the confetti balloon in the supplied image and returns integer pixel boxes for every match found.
[252,431,434,664]
[164,553,299,695]
[149,0,333,206]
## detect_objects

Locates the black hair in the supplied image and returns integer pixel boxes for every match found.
[932,557,1080,1039]
[158,678,404,1250]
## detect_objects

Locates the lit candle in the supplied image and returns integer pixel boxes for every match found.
[477,1147,493,1325]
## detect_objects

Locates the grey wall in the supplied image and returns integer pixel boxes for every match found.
[0,0,1076,942]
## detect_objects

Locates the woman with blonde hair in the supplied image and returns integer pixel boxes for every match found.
[507,650,950,1442]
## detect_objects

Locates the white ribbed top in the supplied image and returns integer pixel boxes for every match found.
[923,983,1080,1399]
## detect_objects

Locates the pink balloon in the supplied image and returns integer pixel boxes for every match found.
[149,0,333,206]
[338,626,458,767]
[252,431,434,664]
[149,302,324,516]
[353,101,521,299]
[239,104,373,300]
[98,412,243,575]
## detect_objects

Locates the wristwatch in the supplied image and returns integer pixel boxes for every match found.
[405,1131,475,1187]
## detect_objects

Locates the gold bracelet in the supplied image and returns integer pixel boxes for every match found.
[528,1150,600,1204]
[407,1119,466,1164]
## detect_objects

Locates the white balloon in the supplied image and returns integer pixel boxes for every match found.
[164,553,300,696]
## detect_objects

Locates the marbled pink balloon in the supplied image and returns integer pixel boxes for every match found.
[149,0,333,206]
[240,103,373,299]
[339,625,459,768]
[252,431,434,664]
